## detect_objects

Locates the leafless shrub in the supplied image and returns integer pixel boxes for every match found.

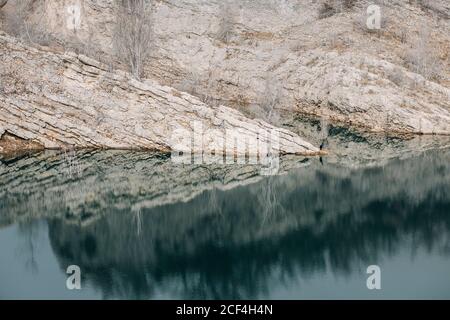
[260,72,282,124]
[343,0,358,8]
[3,0,51,45]
[113,0,153,80]
[176,71,202,96]
[132,208,143,236]
[257,177,284,225]
[386,66,406,87]
[404,27,443,81]
[5,0,32,36]
[318,0,358,19]
[61,149,82,179]
[175,70,220,107]
[322,32,352,50]
[318,2,337,19]
[177,70,210,101]
[61,29,114,70]
[215,1,236,44]
[417,0,449,19]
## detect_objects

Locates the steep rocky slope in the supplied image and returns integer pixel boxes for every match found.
[0,33,318,155]
[2,0,447,134]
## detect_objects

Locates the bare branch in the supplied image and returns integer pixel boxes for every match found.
[216,0,236,44]
[113,0,154,80]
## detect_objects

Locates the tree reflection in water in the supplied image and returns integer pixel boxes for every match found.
[40,148,450,299]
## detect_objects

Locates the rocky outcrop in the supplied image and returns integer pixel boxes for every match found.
[0,131,44,154]
[0,33,319,155]
[4,0,448,134]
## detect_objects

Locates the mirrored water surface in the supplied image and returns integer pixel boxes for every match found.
[1,129,450,299]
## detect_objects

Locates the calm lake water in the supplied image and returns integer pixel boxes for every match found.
[1,127,450,299]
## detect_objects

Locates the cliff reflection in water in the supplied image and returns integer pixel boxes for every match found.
[39,148,450,299]
[0,139,450,299]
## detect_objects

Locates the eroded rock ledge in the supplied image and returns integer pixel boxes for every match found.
[8,0,447,135]
[0,34,319,155]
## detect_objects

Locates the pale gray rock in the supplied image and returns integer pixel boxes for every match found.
[5,0,447,134]
[0,33,319,155]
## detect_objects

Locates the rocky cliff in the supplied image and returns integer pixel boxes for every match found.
[0,33,318,155]
[2,0,448,134]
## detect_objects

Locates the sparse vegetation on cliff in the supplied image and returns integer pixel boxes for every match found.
[404,27,444,82]
[2,0,50,45]
[0,0,449,140]
[215,0,236,44]
[318,0,357,19]
[113,0,153,79]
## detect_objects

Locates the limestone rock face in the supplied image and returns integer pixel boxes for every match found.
[5,0,448,134]
[0,34,318,155]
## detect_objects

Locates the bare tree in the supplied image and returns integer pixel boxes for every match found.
[260,72,282,124]
[405,26,443,82]
[113,0,153,80]
[4,0,33,39]
[2,0,51,45]
[216,0,236,44]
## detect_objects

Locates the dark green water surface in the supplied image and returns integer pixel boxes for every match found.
[1,130,450,299]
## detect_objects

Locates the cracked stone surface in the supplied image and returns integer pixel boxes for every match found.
[2,0,447,134]
[0,33,319,155]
